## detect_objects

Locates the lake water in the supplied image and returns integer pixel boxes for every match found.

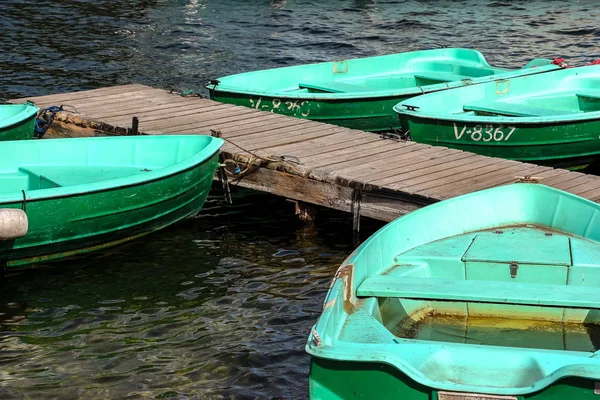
[1,0,599,398]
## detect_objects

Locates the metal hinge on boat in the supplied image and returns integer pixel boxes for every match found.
[514,175,543,183]
[510,261,519,279]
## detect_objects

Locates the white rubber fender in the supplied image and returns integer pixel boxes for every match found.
[0,209,28,240]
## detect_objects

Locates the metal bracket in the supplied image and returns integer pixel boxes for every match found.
[401,104,420,111]
[510,261,519,279]
[515,175,543,183]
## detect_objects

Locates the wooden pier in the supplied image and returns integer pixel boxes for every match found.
[13,84,600,224]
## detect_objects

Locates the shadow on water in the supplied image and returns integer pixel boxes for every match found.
[0,187,383,399]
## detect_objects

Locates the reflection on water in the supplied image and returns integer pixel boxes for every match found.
[0,189,380,398]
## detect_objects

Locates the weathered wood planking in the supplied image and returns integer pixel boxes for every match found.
[13,84,600,223]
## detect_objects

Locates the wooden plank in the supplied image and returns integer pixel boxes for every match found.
[167,113,292,136]
[94,100,232,121]
[555,174,600,193]
[294,137,411,166]
[230,167,420,221]
[430,165,554,200]
[551,174,599,192]
[314,142,436,173]
[24,86,163,109]
[395,157,515,193]
[349,146,469,180]
[573,185,600,201]
[423,164,538,200]
[243,126,347,151]
[417,162,522,199]
[152,110,301,135]
[14,84,150,104]
[538,170,587,187]
[241,125,349,151]
[370,152,480,188]
[308,141,420,172]
[138,106,261,131]
[399,158,521,193]
[52,88,180,110]
[308,146,449,183]
[262,130,376,157]
[313,142,425,175]
[568,180,600,197]
[224,119,328,144]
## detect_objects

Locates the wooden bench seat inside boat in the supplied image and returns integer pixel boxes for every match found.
[19,166,150,187]
[413,72,472,83]
[357,275,600,309]
[298,81,370,93]
[463,101,566,117]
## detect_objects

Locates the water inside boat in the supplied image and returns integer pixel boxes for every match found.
[365,225,600,353]
[392,310,600,352]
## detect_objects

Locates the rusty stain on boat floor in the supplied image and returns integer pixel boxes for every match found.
[394,313,600,352]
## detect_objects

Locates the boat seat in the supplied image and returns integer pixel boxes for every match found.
[463,101,563,117]
[413,72,472,83]
[357,275,600,309]
[19,166,149,187]
[298,81,369,93]
[576,93,600,101]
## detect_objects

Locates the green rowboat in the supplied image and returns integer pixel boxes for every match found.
[307,183,600,399]
[0,102,39,141]
[206,48,560,132]
[0,135,223,267]
[395,65,600,170]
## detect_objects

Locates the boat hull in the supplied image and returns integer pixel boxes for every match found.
[0,104,38,141]
[207,48,559,132]
[310,358,598,400]
[209,90,409,132]
[404,116,600,170]
[0,137,221,267]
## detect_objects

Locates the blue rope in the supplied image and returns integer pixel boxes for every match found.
[34,105,63,138]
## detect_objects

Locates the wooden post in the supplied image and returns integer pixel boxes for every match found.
[217,154,233,205]
[131,117,139,136]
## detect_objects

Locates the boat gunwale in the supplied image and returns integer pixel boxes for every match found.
[394,64,600,124]
[307,339,600,396]
[0,103,39,130]
[0,135,224,204]
[209,65,558,101]
[207,47,560,101]
[394,104,600,125]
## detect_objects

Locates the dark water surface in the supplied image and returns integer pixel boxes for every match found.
[1,1,599,398]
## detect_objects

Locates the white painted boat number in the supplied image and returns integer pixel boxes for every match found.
[453,123,516,142]
[249,97,310,117]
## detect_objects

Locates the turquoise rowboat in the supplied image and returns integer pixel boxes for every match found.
[307,183,600,399]
[394,64,600,170]
[206,48,560,132]
[0,102,39,141]
[0,135,223,267]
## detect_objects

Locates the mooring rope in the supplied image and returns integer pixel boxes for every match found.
[209,129,304,178]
